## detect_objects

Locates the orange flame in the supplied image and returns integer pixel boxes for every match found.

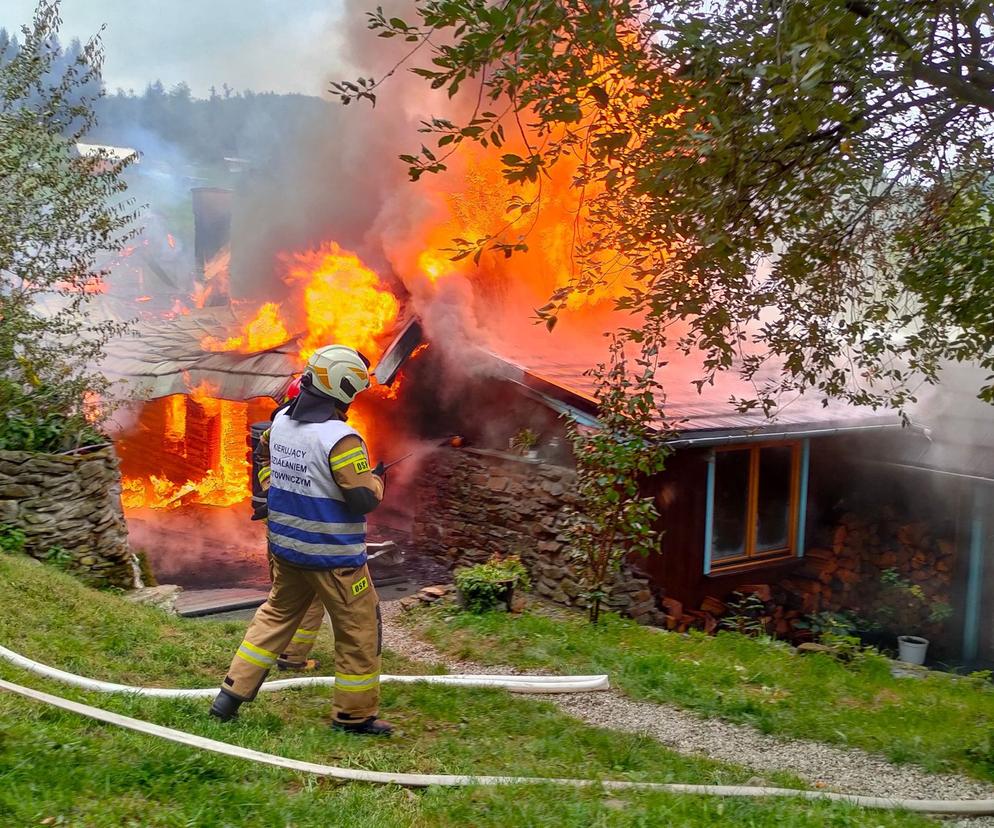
[201,302,290,353]
[401,153,632,311]
[120,391,265,511]
[280,241,399,362]
[125,130,647,513]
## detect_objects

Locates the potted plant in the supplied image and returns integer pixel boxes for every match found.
[509,427,540,459]
[872,568,952,665]
[454,554,532,613]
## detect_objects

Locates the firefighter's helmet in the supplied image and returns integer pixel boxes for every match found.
[304,345,371,406]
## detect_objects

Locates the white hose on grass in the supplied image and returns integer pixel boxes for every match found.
[3,677,994,814]
[0,643,609,696]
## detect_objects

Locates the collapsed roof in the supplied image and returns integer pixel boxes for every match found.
[103,304,992,481]
[101,303,297,401]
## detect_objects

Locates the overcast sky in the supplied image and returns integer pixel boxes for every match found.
[2,1,348,97]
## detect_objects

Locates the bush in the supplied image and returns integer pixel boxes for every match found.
[795,610,876,638]
[873,568,953,634]
[43,544,73,571]
[719,592,769,637]
[0,524,26,555]
[0,382,107,452]
[454,554,531,613]
[1,2,138,453]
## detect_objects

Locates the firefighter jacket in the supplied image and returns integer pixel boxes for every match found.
[265,409,380,570]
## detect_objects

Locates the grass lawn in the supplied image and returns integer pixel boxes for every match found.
[409,601,994,782]
[0,555,940,826]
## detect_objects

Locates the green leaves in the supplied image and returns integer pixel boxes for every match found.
[1,1,137,446]
[560,335,671,623]
[339,0,994,418]
[454,554,532,613]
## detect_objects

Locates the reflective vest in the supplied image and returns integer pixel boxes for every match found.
[266,411,368,570]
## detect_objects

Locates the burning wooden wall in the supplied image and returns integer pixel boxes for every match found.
[117,392,274,511]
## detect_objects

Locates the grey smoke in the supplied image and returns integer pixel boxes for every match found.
[2,0,345,97]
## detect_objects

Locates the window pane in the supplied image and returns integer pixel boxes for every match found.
[755,445,794,552]
[712,450,750,561]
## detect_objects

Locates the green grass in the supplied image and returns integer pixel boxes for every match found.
[0,555,937,826]
[409,602,994,782]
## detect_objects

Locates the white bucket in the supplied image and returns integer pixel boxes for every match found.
[897,635,929,665]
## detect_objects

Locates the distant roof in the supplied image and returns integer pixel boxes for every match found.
[75,143,139,163]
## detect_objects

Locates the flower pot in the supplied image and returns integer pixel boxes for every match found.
[897,635,929,665]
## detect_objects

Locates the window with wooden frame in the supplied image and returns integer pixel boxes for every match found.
[704,440,810,574]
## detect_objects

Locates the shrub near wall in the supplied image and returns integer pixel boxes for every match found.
[414,448,664,625]
[0,446,134,588]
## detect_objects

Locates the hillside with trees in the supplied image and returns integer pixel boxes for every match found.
[0,25,331,167]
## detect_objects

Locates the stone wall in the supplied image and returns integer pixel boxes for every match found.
[0,446,135,588]
[413,447,664,624]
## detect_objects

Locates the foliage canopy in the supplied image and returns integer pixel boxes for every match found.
[338,0,994,411]
[0,1,138,451]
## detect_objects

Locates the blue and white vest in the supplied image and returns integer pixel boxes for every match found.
[266,411,368,570]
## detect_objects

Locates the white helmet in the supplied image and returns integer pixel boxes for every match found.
[304,345,371,406]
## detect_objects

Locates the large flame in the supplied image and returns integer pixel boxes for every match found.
[124,138,637,513]
[280,240,400,362]
[394,152,633,314]
[120,389,269,511]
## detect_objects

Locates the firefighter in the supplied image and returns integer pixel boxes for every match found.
[211,344,392,735]
[254,373,326,672]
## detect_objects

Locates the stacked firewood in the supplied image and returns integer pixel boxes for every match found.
[661,584,803,637]
[784,516,953,617]
[660,514,954,640]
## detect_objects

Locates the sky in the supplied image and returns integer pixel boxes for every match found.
[1,0,348,97]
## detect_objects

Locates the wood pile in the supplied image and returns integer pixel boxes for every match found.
[660,513,955,641]
[787,514,953,616]
[662,584,803,637]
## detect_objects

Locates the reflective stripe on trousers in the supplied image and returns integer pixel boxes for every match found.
[236,640,278,670]
[334,672,379,693]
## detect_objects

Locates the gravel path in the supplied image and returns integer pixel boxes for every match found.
[380,601,994,824]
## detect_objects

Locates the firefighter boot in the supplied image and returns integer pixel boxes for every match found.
[209,689,243,722]
[331,715,394,736]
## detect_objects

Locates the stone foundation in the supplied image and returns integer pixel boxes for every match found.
[413,448,663,624]
[0,446,135,588]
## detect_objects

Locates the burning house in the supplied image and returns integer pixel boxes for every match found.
[92,137,991,668]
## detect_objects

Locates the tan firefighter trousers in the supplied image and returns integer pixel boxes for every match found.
[266,551,327,665]
[221,557,382,723]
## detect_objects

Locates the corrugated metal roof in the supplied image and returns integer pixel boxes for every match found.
[101,306,297,401]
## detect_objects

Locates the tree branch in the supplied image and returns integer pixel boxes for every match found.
[845,1,994,111]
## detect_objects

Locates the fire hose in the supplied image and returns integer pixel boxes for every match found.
[2,649,994,813]
[0,643,607,695]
